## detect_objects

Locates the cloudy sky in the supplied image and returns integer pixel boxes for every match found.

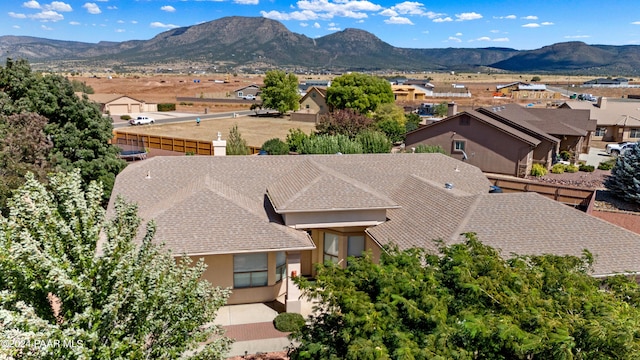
[3,0,640,50]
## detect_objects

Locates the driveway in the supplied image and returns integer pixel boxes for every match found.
[579,147,613,167]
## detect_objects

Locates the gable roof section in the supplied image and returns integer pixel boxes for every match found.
[233,84,260,92]
[266,160,399,213]
[524,108,595,135]
[86,94,144,104]
[299,86,327,103]
[477,105,560,143]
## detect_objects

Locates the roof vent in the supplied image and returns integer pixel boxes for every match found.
[445,183,453,190]
[145,170,151,179]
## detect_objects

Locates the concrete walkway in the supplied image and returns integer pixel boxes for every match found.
[578,147,613,166]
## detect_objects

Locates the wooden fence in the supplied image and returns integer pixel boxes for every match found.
[486,174,595,213]
[112,131,261,155]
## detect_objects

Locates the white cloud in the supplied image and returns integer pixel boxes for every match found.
[632,21,640,25]
[379,9,397,17]
[117,19,124,24]
[161,5,176,12]
[300,22,308,27]
[522,15,537,20]
[12,25,21,29]
[116,29,125,33]
[131,20,138,24]
[261,10,324,21]
[150,21,180,29]
[490,29,499,33]
[496,14,516,19]
[564,35,591,39]
[8,12,27,19]
[69,20,80,25]
[234,0,259,4]
[493,37,509,42]
[476,36,491,41]
[313,22,320,28]
[384,16,413,25]
[83,3,101,14]
[455,32,462,36]
[30,10,64,21]
[41,24,53,30]
[522,23,540,28]
[447,36,461,42]
[107,6,117,10]
[541,21,553,26]
[456,12,482,21]
[433,17,452,22]
[47,2,72,12]
[328,26,341,30]
[23,1,41,9]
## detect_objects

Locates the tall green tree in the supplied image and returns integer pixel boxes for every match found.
[0,58,126,208]
[226,123,250,155]
[604,141,640,205]
[260,70,300,114]
[373,103,406,143]
[291,233,640,359]
[0,170,231,359]
[326,73,394,114]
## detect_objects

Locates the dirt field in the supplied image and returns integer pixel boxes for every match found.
[117,115,317,148]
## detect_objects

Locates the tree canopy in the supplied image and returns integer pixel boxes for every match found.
[326,73,394,114]
[0,58,126,211]
[604,141,640,205]
[291,233,640,359]
[0,170,231,359]
[260,70,300,114]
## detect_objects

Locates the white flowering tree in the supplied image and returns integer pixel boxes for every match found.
[0,171,231,359]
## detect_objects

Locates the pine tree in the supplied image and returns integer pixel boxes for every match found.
[604,142,640,205]
[226,124,250,155]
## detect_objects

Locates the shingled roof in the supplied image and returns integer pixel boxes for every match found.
[109,154,640,276]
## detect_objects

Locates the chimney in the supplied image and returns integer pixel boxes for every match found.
[212,131,226,156]
[447,102,457,117]
[597,96,607,109]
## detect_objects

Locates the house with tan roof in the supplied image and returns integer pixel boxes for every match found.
[291,86,329,123]
[85,94,157,115]
[405,103,595,177]
[561,97,640,143]
[108,153,640,313]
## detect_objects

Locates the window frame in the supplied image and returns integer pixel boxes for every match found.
[630,128,640,138]
[323,232,340,264]
[233,253,268,289]
[453,140,466,153]
[275,251,286,283]
[595,127,606,137]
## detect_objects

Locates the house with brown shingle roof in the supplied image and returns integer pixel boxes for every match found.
[561,97,640,143]
[108,153,640,313]
[405,103,595,177]
[85,94,157,115]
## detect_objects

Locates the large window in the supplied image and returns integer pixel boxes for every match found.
[595,127,606,137]
[276,252,286,283]
[234,253,268,288]
[630,128,640,138]
[324,233,339,263]
[347,235,365,266]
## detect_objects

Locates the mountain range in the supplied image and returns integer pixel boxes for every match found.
[2,16,640,75]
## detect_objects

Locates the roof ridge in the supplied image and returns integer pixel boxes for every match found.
[449,194,483,244]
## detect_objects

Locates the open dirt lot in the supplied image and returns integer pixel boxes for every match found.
[117,115,317,148]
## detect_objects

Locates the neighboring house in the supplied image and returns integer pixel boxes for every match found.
[85,94,157,115]
[495,82,558,100]
[392,85,429,101]
[234,84,260,98]
[431,86,471,98]
[291,86,328,123]
[583,78,629,87]
[561,97,640,143]
[405,103,594,177]
[298,80,331,96]
[108,154,640,313]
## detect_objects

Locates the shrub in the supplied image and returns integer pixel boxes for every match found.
[566,164,579,173]
[579,164,595,172]
[261,138,290,155]
[286,128,309,153]
[551,163,566,174]
[559,151,572,161]
[299,134,363,154]
[273,313,305,333]
[598,159,616,170]
[413,144,446,154]
[158,103,176,111]
[530,163,547,177]
[120,115,131,120]
[355,130,392,153]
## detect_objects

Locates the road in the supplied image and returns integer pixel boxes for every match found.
[113,110,255,129]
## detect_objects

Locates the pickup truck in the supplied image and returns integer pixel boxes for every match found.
[242,94,256,100]
[605,142,637,156]
[129,116,155,125]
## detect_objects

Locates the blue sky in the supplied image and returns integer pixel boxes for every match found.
[3,0,640,50]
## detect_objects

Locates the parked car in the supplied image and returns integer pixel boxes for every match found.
[129,116,155,125]
[605,141,637,156]
[243,94,256,100]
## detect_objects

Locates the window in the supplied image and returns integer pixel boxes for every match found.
[276,252,286,283]
[453,140,466,152]
[595,127,606,137]
[347,235,365,266]
[631,128,640,138]
[305,104,310,109]
[234,253,268,288]
[323,233,339,263]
